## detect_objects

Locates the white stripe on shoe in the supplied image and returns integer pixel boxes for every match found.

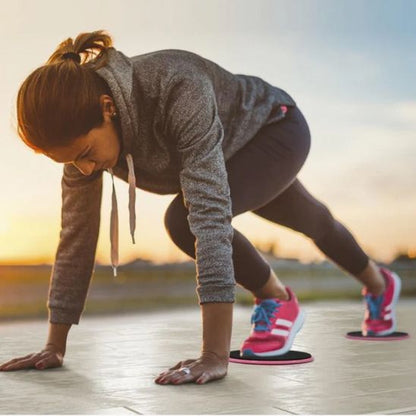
[271,329,290,336]
[271,318,293,336]
[275,319,293,327]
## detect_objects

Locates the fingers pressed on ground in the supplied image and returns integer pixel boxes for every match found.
[196,372,209,384]
[1,359,18,366]
[170,367,198,383]
[16,357,37,366]
[1,362,19,371]
[155,358,199,384]
[160,366,189,381]
[8,357,38,369]
[158,373,180,383]
[168,375,192,384]
[158,370,176,380]
[0,364,19,371]
[156,369,171,378]
[35,360,47,369]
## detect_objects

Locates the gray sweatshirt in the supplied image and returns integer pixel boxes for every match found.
[47,47,296,324]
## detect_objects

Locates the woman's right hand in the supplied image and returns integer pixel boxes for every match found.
[0,343,64,371]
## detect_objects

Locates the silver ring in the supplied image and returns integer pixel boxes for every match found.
[179,366,191,375]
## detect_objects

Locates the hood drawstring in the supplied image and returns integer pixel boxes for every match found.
[109,170,119,277]
[107,153,136,277]
[126,153,136,244]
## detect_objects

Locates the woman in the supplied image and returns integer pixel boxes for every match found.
[0,30,401,384]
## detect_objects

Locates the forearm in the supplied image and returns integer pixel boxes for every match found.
[200,302,233,361]
[46,323,72,355]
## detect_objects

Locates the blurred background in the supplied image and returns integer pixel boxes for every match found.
[0,0,415,322]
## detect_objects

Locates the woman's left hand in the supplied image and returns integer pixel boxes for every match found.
[154,351,229,385]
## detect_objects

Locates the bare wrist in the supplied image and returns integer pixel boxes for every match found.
[201,302,233,359]
[201,350,229,364]
[46,322,72,355]
[44,342,66,356]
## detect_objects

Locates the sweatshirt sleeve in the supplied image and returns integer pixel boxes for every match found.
[165,74,236,304]
[47,163,103,324]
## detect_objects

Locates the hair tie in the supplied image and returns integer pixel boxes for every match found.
[62,52,81,64]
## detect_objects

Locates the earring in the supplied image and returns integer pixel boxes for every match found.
[111,112,117,119]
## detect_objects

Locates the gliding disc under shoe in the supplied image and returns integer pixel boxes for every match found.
[229,349,313,365]
[346,331,410,341]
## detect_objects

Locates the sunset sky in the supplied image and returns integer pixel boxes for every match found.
[0,0,415,266]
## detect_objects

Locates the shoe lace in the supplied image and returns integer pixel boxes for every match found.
[251,299,281,331]
[364,294,384,320]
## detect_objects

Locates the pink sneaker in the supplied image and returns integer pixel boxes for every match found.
[361,267,401,336]
[240,286,305,357]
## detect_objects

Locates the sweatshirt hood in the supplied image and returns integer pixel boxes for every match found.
[94,48,139,277]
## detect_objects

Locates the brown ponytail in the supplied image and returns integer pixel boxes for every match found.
[17,30,114,154]
[45,30,113,67]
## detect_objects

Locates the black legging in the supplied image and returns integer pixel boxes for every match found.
[164,105,369,292]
